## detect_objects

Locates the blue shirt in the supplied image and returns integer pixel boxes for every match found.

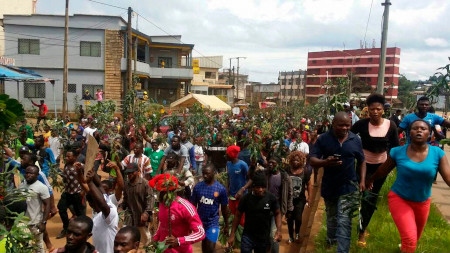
[190,181,228,229]
[390,145,444,202]
[7,158,53,195]
[310,130,364,199]
[399,112,444,143]
[227,160,249,196]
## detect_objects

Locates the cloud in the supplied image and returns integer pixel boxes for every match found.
[424,38,448,48]
[33,0,450,83]
[207,0,299,22]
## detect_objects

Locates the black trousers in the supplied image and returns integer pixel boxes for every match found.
[58,192,84,229]
[359,163,386,233]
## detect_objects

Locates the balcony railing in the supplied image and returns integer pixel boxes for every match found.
[121,58,193,79]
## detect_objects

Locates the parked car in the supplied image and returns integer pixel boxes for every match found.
[158,114,186,133]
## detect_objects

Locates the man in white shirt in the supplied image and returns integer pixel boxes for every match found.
[79,168,119,253]
[82,118,97,143]
[48,130,61,163]
[289,132,309,154]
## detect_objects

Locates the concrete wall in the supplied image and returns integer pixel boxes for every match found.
[4,25,106,70]
[5,68,105,112]
[2,14,127,112]
[0,0,35,55]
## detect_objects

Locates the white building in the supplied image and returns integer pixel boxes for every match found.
[1,13,194,112]
[0,0,37,56]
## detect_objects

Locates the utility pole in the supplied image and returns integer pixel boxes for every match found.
[229,58,232,86]
[127,7,133,90]
[62,0,69,118]
[377,0,391,94]
[236,56,246,100]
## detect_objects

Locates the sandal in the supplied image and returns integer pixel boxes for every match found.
[357,240,367,248]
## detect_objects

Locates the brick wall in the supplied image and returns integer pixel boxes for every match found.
[104,30,124,102]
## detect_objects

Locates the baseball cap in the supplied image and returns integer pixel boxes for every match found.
[124,163,139,174]
[343,102,350,107]
[19,146,30,153]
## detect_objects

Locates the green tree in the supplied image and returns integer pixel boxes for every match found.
[397,74,416,110]
[427,61,450,112]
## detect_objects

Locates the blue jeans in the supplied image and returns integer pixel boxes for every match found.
[324,191,359,253]
[241,233,271,253]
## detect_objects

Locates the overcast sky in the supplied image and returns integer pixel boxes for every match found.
[37,0,450,84]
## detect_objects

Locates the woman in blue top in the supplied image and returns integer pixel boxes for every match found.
[367,119,450,253]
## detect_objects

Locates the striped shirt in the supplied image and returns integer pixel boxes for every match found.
[121,154,152,177]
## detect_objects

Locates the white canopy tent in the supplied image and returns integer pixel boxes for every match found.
[170,93,231,111]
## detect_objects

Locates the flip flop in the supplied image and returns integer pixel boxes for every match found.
[357,240,367,248]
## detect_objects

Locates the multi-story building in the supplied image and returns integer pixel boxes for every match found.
[245,82,280,106]
[278,70,306,105]
[190,56,234,104]
[1,13,194,111]
[218,71,248,102]
[306,47,400,103]
[0,0,37,56]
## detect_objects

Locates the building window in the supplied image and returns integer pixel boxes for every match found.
[356,58,360,62]
[326,59,332,63]
[18,39,40,55]
[80,41,101,57]
[386,57,391,62]
[158,57,172,68]
[338,59,343,63]
[68,83,77,93]
[24,82,45,98]
[205,72,216,79]
[82,84,103,96]
[367,78,371,82]
[368,58,373,62]
[312,60,316,64]
[347,59,352,63]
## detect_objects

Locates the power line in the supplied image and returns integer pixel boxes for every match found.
[363,0,374,46]
[85,0,225,69]
[1,12,127,55]
[135,12,224,68]
[87,0,128,10]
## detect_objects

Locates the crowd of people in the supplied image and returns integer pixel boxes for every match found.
[1,94,450,253]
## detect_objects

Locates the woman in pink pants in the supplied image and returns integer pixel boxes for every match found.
[367,119,450,253]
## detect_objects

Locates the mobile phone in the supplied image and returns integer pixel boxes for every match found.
[333,154,341,160]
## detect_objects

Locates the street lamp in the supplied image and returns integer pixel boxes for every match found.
[339,50,371,97]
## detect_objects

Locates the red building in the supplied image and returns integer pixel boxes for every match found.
[306,47,400,103]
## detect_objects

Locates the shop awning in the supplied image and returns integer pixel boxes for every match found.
[0,65,44,81]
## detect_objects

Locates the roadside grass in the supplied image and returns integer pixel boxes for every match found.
[314,172,450,252]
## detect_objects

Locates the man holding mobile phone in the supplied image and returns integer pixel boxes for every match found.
[310,112,366,252]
